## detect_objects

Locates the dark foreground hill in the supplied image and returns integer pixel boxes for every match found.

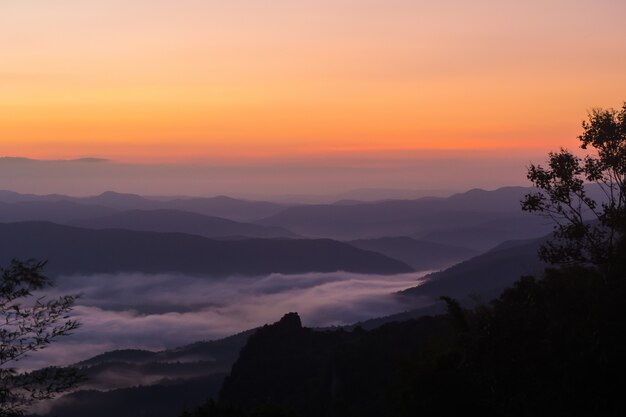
[0,222,412,277]
[217,313,455,417]
[199,260,626,417]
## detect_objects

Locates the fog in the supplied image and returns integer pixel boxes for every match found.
[23,271,431,369]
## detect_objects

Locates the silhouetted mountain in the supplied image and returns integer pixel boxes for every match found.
[201,258,626,417]
[31,375,226,417]
[257,187,552,245]
[162,196,290,222]
[348,237,478,270]
[80,330,251,367]
[0,201,117,223]
[218,313,455,417]
[37,242,626,417]
[401,236,546,301]
[0,197,296,239]
[79,191,159,210]
[70,209,297,239]
[77,349,157,367]
[219,313,357,416]
[76,331,252,390]
[0,190,71,203]
[0,188,554,246]
[32,331,253,417]
[331,199,364,206]
[416,214,553,251]
[444,186,533,211]
[333,187,454,201]
[0,222,412,276]
[0,190,290,222]
[83,192,289,222]
[239,188,454,204]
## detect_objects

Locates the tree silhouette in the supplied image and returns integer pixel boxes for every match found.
[0,259,82,416]
[522,102,626,268]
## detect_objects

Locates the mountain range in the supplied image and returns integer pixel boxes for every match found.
[69,209,296,239]
[9,181,618,417]
[0,190,289,222]
[256,187,554,248]
[0,222,411,276]
[348,237,478,270]
[31,331,253,417]
[0,187,555,253]
[401,236,547,301]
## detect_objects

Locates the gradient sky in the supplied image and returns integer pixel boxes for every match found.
[2,1,626,168]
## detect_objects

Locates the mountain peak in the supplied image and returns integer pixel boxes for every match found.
[97,191,138,197]
[277,312,302,329]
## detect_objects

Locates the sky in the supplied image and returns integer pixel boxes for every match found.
[2,0,626,193]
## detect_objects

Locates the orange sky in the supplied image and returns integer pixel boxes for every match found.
[2,0,626,163]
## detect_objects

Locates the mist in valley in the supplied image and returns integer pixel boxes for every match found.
[25,270,431,370]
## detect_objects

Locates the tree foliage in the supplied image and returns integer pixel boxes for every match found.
[0,259,82,416]
[522,103,626,267]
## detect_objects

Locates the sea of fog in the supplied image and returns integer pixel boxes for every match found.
[25,271,432,369]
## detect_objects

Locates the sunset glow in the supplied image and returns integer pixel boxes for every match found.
[3,0,626,163]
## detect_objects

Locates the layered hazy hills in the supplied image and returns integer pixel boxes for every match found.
[0,200,117,223]
[34,332,253,417]
[30,378,225,417]
[82,192,289,222]
[75,331,252,390]
[416,214,552,251]
[0,196,297,239]
[345,237,549,330]
[68,209,296,239]
[0,188,554,252]
[257,187,554,247]
[33,234,550,417]
[401,236,547,301]
[0,187,555,275]
[0,190,289,222]
[348,237,478,270]
[0,222,412,276]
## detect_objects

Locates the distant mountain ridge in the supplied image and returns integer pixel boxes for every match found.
[0,190,290,222]
[0,200,117,224]
[0,187,555,249]
[69,209,297,239]
[256,186,553,246]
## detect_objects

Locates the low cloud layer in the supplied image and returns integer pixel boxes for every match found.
[23,271,431,369]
